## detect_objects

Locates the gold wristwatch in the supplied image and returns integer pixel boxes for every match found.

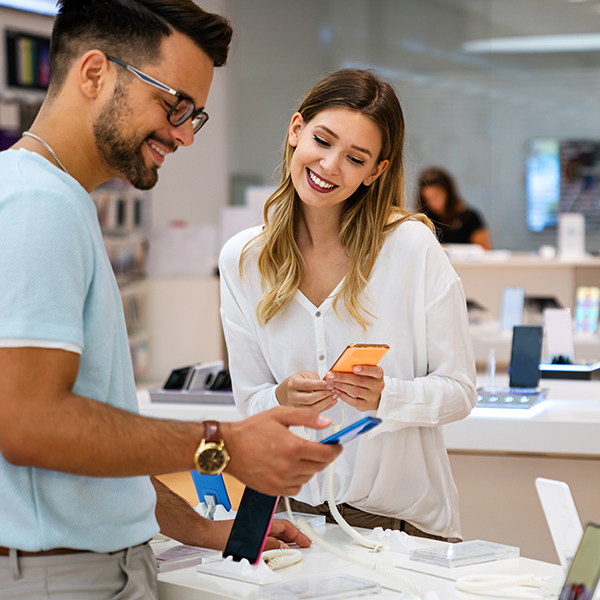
[194,421,230,475]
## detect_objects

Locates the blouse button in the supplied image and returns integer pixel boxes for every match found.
[315,311,321,317]
[319,355,325,361]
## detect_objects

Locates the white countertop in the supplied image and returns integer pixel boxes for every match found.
[138,375,600,457]
[156,524,563,600]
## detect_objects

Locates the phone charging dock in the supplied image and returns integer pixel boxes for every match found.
[196,556,283,585]
[476,387,548,409]
[539,360,600,381]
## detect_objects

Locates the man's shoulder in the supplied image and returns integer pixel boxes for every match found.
[0,149,90,217]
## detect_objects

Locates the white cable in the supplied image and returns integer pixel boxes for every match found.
[456,573,559,599]
[285,497,425,599]
[325,459,384,552]
[325,407,384,552]
[261,548,303,570]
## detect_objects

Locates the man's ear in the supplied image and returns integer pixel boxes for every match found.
[363,159,390,187]
[288,112,304,148]
[78,50,113,99]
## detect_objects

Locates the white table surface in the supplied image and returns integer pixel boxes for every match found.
[156,524,563,600]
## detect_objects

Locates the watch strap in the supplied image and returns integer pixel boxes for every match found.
[203,420,221,443]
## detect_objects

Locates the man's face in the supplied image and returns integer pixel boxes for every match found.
[93,31,214,190]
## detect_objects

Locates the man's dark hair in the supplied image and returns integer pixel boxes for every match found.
[48,0,232,96]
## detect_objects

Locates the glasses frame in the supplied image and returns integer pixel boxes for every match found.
[106,56,209,134]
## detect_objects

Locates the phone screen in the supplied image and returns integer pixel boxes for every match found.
[321,416,382,445]
[559,523,600,600]
[163,366,192,390]
[223,487,279,564]
[509,326,543,388]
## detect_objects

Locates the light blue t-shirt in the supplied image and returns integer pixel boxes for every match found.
[0,150,158,552]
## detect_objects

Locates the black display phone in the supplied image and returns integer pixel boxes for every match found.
[163,366,193,390]
[223,487,279,565]
[509,325,543,388]
[559,522,600,600]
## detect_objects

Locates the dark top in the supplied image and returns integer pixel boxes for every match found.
[434,207,486,245]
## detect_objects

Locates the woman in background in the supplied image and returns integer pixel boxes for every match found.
[417,166,492,250]
[219,69,476,541]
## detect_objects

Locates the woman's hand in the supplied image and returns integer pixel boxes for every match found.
[276,371,337,413]
[324,365,384,412]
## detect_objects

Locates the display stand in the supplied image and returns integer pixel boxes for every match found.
[196,555,283,584]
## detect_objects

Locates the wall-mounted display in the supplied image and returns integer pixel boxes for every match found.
[526,138,600,233]
[6,30,51,90]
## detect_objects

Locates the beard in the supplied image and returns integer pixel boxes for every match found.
[93,83,176,190]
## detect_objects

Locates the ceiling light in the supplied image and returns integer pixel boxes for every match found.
[462,34,600,53]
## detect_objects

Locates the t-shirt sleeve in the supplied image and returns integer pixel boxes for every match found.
[0,190,91,348]
[464,207,485,234]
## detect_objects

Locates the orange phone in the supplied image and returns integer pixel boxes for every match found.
[328,343,390,374]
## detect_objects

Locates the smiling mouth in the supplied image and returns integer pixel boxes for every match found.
[307,168,337,190]
[147,139,168,157]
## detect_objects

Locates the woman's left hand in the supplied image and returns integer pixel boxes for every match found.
[324,365,384,412]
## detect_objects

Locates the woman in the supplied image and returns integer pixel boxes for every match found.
[417,166,492,250]
[219,69,476,541]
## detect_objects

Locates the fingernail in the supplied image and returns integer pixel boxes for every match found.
[279,542,290,550]
[325,384,333,390]
[353,366,362,373]
[325,373,335,380]
[317,415,332,425]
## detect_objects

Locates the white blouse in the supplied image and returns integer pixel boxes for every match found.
[219,220,477,538]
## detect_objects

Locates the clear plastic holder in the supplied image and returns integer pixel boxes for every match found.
[196,555,283,585]
[154,544,221,573]
[273,511,326,528]
[258,574,381,600]
[410,540,519,568]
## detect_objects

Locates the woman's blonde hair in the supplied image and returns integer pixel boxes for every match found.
[241,68,432,328]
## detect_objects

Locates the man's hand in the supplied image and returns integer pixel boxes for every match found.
[221,407,342,497]
[324,365,385,412]
[276,371,336,412]
[263,516,311,550]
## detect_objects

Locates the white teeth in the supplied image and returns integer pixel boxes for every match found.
[309,169,334,189]
[148,140,167,156]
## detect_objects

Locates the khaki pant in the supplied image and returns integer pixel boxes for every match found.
[0,543,158,600]
[279,497,459,542]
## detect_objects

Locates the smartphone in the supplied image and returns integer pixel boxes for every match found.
[163,365,193,390]
[535,478,583,570]
[321,416,382,445]
[328,343,389,374]
[223,487,279,564]
[559,522,600,600]
[509,325,543,388]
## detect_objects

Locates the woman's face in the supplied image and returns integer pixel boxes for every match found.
[287,108,389,212]
[421,184,447,215]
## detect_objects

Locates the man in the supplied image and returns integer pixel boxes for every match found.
[0,1,342,598]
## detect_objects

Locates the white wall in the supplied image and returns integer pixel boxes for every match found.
[151,0,232,229]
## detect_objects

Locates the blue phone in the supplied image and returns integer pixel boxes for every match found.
[321,416,382,445]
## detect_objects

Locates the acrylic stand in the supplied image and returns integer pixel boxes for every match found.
[196,555,283,584]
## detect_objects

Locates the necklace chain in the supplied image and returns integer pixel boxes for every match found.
[22,132,70,176]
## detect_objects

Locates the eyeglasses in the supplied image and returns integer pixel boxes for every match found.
[106,56,209,134]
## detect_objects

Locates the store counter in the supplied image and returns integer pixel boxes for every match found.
[137,376,600,563]
[156,524,562,600]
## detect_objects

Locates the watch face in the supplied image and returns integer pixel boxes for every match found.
[197,445,228,474]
